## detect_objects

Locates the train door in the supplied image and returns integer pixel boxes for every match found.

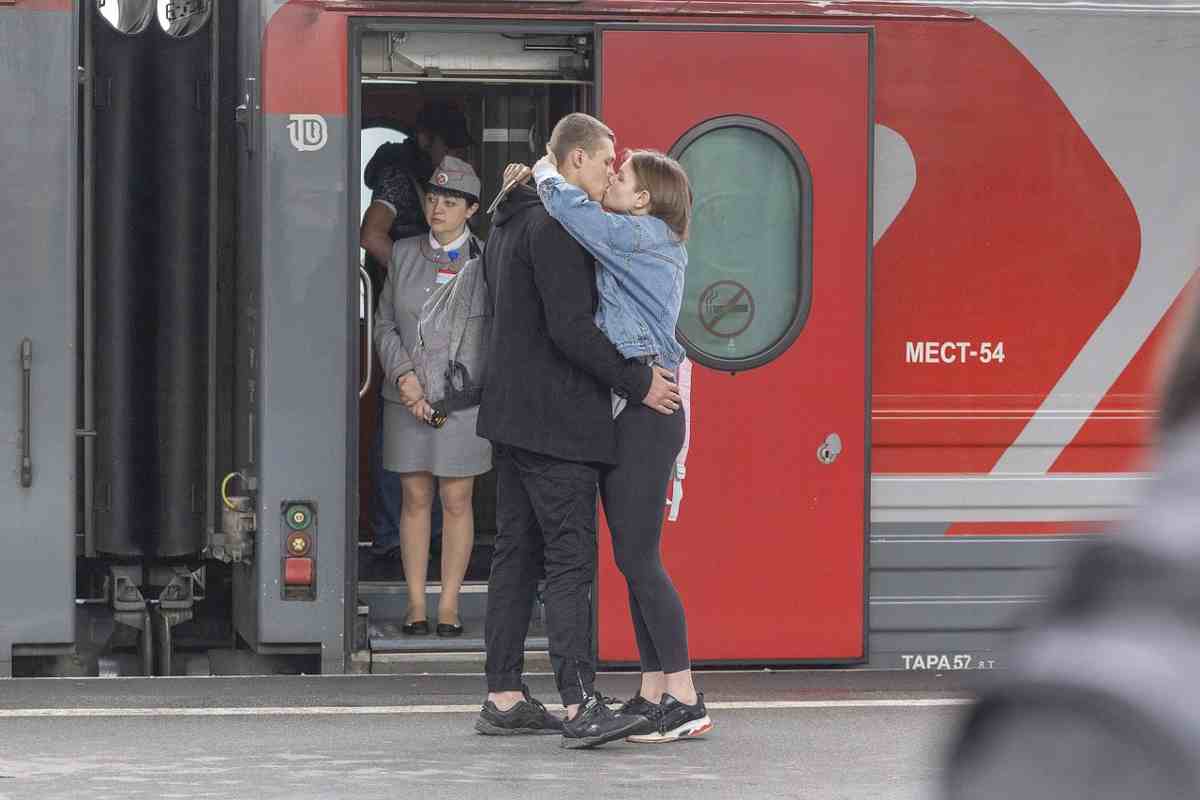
[595,25,873,663]
[353,26,592,653]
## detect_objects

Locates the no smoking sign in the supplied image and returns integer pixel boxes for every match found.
[699,280,755,337]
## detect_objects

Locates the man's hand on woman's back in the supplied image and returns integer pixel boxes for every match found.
[643,366,682,416]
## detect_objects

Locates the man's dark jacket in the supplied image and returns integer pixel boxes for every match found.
[477,184,651,464]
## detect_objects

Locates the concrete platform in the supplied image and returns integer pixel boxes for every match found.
[0,669,977,800]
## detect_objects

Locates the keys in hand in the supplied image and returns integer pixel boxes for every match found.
[489,163,533,214]
[503,163,533,186]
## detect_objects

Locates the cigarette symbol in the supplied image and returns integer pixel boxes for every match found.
[699,281,755,337]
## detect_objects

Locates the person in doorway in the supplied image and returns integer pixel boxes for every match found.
[474,113,681,749]
[361,101,474,276]
[360,101,472,562]
[494,143,710,743]
[374,156,491,637]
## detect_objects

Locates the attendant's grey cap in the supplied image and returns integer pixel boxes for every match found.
[428,156,481,201]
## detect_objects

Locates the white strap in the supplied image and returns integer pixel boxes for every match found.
[667,468,685,522]
[666,358,693,522]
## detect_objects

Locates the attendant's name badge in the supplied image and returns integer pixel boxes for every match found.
[435,268,455,285]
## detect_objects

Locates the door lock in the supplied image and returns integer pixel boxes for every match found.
[817,433,842,465]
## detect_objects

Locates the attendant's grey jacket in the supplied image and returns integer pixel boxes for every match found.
[374,233,482,406]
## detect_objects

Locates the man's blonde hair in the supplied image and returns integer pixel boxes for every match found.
[548,113,615,164]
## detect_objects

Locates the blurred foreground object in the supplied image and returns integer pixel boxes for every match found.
[945,303,1200,800]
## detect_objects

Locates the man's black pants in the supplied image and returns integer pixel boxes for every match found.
[484,443,599,706]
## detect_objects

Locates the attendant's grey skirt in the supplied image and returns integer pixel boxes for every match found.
[382,400,492,478]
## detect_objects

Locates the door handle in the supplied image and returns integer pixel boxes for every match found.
[359,266,373,399]
[234,77,258,154]
[20,338,32,487]
[817,432,842,465]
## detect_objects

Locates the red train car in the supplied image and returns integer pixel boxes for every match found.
[1,0,1196,676]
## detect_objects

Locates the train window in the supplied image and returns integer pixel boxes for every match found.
[156,0,211,38]
[96,0,155,35]
[670,116,813,372]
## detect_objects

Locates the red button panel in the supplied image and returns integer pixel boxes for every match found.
[284,557,314,586]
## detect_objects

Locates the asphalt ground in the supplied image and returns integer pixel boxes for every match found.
[0,669,981,800]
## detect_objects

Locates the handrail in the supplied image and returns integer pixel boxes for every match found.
[359,265,373,399]
[20,338,32,488]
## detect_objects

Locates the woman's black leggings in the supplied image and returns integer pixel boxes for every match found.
[600,402,689,674]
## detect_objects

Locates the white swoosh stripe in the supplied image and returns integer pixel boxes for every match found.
[985,16,1200,475]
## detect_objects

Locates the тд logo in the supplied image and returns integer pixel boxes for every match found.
[287,114,327,152]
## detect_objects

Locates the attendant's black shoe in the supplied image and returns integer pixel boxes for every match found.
[616,694,662,737]
[560,693,648,749]
[627,692,712,743]
[474,685,563,736]
[401,620,429,635]
[436,622,463,637]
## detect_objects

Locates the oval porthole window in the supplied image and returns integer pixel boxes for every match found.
[96,0,155,35]
[157,0,211,38]
[670,116,813,372]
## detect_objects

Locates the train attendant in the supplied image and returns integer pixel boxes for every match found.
[500,140,712,743]
[360,101,471,563]
[374,156,491,638]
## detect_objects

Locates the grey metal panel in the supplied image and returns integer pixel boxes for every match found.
[0,7,77,673]
[866,525,1094,667]
[871,535,1092,569]
[871,473,1146,522]
[870,597,1042,631]
[870,568,1063,599]
[870,630,1016,655]
[238,114,352,673]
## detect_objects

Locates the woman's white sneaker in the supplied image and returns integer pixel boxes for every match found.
[626,692,713,743]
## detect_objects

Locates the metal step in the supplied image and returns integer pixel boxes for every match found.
[367,649,552,674]
[367,619,548,654]
[359,580,547,654]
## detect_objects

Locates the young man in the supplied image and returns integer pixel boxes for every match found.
[475,113,681,749]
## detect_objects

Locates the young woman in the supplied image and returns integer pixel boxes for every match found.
[375,156,491,637]
[502,148,712,742]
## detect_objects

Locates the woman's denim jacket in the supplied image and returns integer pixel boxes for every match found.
[533,162,687,372]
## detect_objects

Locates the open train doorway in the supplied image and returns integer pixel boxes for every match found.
[351,25,594,654]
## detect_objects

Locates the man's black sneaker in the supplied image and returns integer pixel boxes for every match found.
[626,691,712,743]
[616,694,662,737]
[560,693,648,749]
[474,685,563,736]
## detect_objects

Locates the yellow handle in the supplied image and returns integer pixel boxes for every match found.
[220,471,246,512]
